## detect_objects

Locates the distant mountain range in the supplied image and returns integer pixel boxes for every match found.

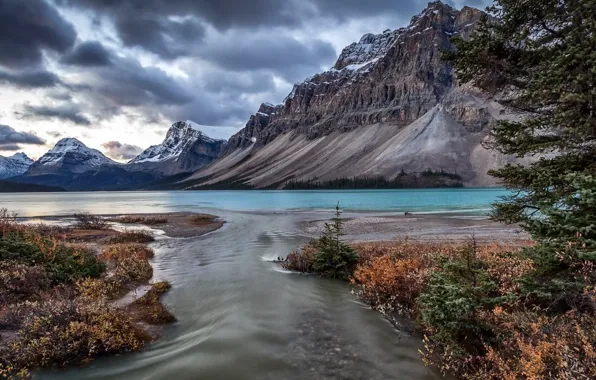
[5,121,228,191]
[0,1,520,191]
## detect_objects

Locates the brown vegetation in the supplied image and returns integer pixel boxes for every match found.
[73,212,109,230]
[107,230,155,244]
[129,282,176,325]
[116,215,168,225]
[190,214,216,226]
[0,209,174,378]
[285,236,595,379]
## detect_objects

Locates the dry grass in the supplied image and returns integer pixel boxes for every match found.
[116,216,168,225]
[190,214,216,226]
[108,230,155,244]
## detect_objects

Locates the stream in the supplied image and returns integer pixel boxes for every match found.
[38,210,441,379]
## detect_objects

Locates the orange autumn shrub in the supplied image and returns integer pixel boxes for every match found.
[352,255,429,317]
[282,242,318,272]
[101,243,154,262]
[475,308,596,380]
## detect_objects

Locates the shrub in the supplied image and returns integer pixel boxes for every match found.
[115,256,153,282]
[117,216,167,225]
[131,281,175,324]
[352,255,429,318]
[476,309,596,380]
[77,277,124,301]
[190,214,215,226]
[73,213,109,230]
[0,261,50,304]
[0,232,105,283]
[282,243,317,272]
[107,230,155,244]
[2,297,150,372]
[102,243,154,262]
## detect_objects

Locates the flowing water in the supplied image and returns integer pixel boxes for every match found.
[0,190,505,379]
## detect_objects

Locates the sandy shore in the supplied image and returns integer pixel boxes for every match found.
[300,213,528,243]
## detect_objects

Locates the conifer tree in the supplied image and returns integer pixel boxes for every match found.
[445,0,596,308]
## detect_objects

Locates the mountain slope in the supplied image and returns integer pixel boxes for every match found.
[0,153,33,179]
[26,138,117,176]
[130,121,227,175]
[186,1,517,189]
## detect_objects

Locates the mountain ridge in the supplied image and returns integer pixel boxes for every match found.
[182,1,512,189]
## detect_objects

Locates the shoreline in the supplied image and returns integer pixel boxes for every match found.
[299,212,528,243]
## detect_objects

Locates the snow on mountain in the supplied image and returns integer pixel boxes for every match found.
[0,152,34,179]
[129,121,226,174]
[27,138,117,175]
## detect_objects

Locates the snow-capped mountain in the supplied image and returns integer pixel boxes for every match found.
[0,152,34,179]
[129,121,226,175]
[26,138,117,176]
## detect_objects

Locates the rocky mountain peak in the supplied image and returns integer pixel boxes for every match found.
[186,2,513,189]
[129,121,226,175]
[0,152,34,179]
[9,152,33,165]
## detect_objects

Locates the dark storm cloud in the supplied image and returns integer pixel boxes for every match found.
[0,70,62,89]
[0,125,45,145]
[55,0,425,61]
[202,71,276,94]
[21,104,92,126]
[101,140,143,161]
[0,0,76,68]
[201,34,336,82]
[88,57,194,107]
[114,16,205,59]
[0,144,21,151]
[61,41,113,66]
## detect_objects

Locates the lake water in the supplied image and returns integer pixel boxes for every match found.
[0,188,506,217]
[2,190,505,379]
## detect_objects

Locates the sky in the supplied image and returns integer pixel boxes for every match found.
[0,0,489,162]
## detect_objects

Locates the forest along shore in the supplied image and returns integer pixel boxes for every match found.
[0,210,223,378]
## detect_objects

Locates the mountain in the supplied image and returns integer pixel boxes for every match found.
[184,1,520,189]
[26,138,117,176]
[129,121,227,176]
[0,153,33,179]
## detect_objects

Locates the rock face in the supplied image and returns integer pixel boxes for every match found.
[26,138,117,176]
[0,152,33,179]
[187,1,516,189]
[130,121,226,175]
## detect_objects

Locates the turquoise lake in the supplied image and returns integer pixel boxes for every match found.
[0,188,507,217]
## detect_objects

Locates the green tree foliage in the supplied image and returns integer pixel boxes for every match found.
[445,0,596,309]
[418,241,499,359]
[284,171,463,190]
[312,203,359,279]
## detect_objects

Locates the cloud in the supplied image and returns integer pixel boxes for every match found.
[0,144,22,151]
[200,32,336,82]
[0,69,62,88]
[21,104,91,126]
[61,41,112,67]
[0,125,45,146]
[114,15,205,59]
[0,0,76,68]
[101,141,143,161]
